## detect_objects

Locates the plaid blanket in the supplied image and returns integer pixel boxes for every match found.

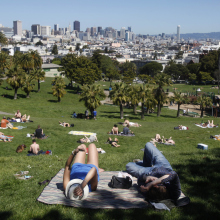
[37,169,148,209]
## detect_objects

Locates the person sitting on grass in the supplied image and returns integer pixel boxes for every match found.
[72,112,77,118]
[59,121,70,127]
[15,110,21,119]
[1,116,10,128]
[126,142,181,202]
[0,132,12,142]
[111,124,119,135]
[29,139,40,154]
[123,124,130,135]
[63,144,104,200]
[35,125,45,139]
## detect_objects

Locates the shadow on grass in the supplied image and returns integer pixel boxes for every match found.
[33,209,72,220]
[160,115,177,119]
[47,92,53,94]
[173,148,220,219]
[0,211,13,220]
[3,87,12,90]
[48,100,58,103]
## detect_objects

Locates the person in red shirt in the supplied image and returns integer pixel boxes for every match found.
[1,116,9,128]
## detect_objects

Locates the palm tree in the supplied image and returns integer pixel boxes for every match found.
[197,95,213,118]
[0,52,9,85]
[153,73,172,117]
[109,82,130,119]
[30,50,42,69]
[32,68,45,92]
[19,53,34,74]
[6,64,25,99]
[171,91,189,117]
[51,77,66,102]
[79,84,106,114]
[22,73,35,98]
[137,84,153,119]
[129,85,140,114]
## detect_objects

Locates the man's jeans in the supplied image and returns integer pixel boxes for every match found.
[126,142,173,178]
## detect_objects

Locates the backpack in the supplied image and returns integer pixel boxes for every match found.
[110,176,132,189]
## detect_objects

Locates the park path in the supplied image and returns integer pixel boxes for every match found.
[0,111,13,115]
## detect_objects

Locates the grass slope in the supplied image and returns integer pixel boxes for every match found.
[0,79,220,220]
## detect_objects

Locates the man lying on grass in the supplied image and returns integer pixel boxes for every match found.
[126,142,181,201]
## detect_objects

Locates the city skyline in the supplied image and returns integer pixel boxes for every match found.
[1,0,220,35]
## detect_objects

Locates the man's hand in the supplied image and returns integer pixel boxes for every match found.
[145,176,158,183]
[74,185,83,197]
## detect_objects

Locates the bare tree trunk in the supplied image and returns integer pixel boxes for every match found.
[14,87,18,99]
[38,79,40,92]
[120,103,123,119]
[141,103,144,120]
[133,105,137,114]
[157,101,161,117]
[26,92,30,98]
[200,106,203,118]
[177,103,180,117]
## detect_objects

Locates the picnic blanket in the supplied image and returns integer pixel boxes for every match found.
[68,131,97,136]
[0,135,14,142]
[109,133,135,136]
[12,126,27,130]
[37,169,148,209]
[27,150,52,156]
[195,124,218,128]
[31,136,48,140]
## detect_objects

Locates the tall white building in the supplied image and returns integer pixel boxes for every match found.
[177,25,180,43]
[54,24,59,31]
[41,26,51,36]
[120,27,126,39]
[13,20,22,36]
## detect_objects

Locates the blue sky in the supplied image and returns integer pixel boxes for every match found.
[1,0,219,35]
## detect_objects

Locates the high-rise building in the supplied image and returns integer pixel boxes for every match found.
[128,26,131,32]
[177,25,180,43]
[31,24,41,35]
[69,23,71,32]
[41,26,51,36]
[120,27,126,39]
[54,24,59,31]
[125,32,130,41]
[13,20,22,36]
[74,21,80,32]
[90,27,96,36]
[98,26,102,34]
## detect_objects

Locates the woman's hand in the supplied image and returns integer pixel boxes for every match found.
[77,144,85,151]
[140,182,153,192]
[74,185,83,197]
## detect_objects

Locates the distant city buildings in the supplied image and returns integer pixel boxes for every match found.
[13,20,22,36]
[74,21,80,32]
[31,24,41,35]
[177,25,180,43]
[41,26,51,36]
[54,24,59,31]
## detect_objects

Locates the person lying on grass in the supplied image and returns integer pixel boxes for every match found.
[0,132,12,142]
[63,144,104,200]
[126,142,181,201]
[123,119,141,127]
[59,121,70,127]
[106,137,120,147]
[79,135,98,143]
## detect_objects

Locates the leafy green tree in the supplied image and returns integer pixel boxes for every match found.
[109,82,130,119]
[214,69,220,94]
[197,95,213,118]
[122,69,136,84]
[175,51,184,59]
[137,84,153,119]
[52,45,58,55]
[171,91,189,117]
[51,76,66,102]
[153,73,172,117]
[119,61,137,83]
[32,68,45,92]
[75,43,81,51]
[79,84,106,114]
[22,73,35,98]
[164,63,189,80]
[139,61,162,77]
[19,53,34,74]
[35,41,43,46]
[187,62,201,76]
[0,32,8,45]
[105,65,120,86]
[0,52,9,85]
[30,50,42,69]
[69,47,72,52]
[6,64,25,99]
[199,71,213,85]
[188,73,197,84]
[129,85,140,114]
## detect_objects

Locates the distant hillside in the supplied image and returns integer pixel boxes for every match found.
[180,32,220,40]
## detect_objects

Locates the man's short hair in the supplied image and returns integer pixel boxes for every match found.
[3,116,6,119]
[32,139,36,143]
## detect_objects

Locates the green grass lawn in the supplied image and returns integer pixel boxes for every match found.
[0,79,220,220]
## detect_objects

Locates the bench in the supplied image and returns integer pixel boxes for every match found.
[188,111,199,117]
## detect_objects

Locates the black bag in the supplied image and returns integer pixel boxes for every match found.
[70,124,74,127]
[110,175,132,189]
